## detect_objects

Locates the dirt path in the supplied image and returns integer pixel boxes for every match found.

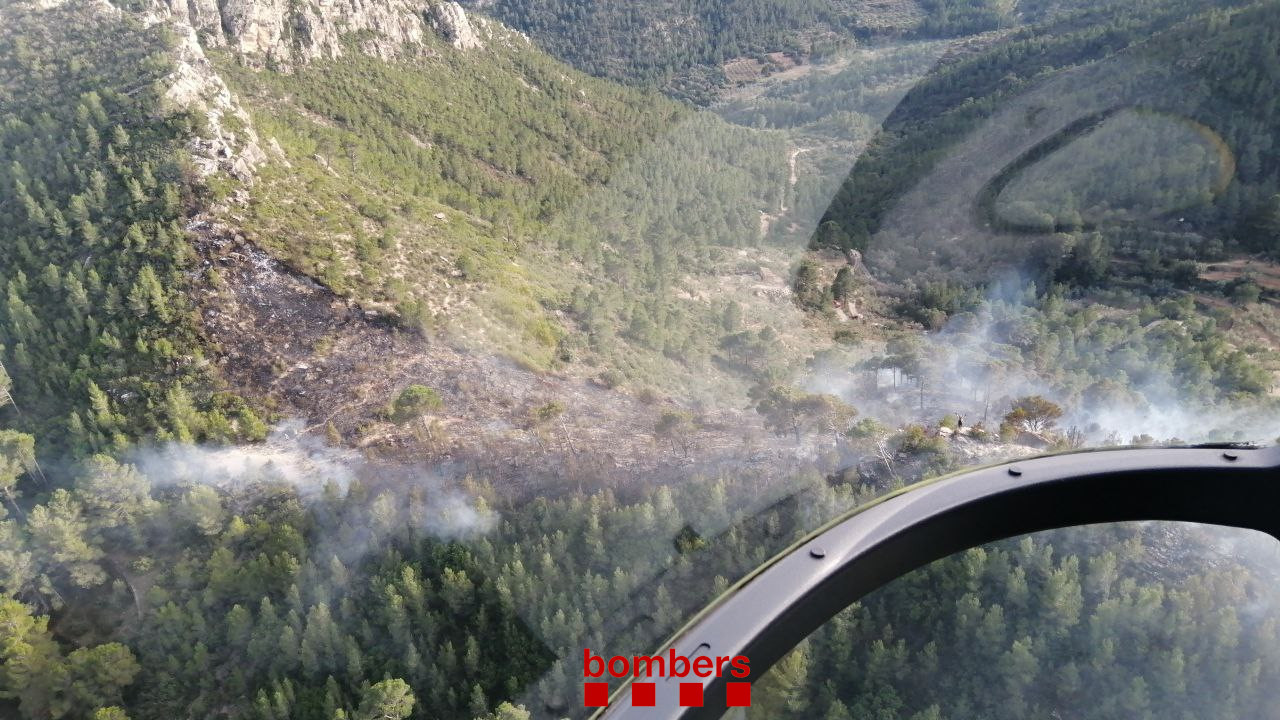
[783,147,813,213]
[762,147,814,237]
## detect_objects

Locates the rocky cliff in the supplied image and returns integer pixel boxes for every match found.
[124,0,487,184]
[139,0,485,65]
[15,0,494,202]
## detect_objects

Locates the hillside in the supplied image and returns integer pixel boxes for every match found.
[459,0,868,102]
[818,0,1280,265]
[0,0,267,454]
[3,1,1280,720]
[204,4,965,404]
[454,0,1112,103]
[213,25,682,366]
[0,0,812,453]
[791,0,1280,431]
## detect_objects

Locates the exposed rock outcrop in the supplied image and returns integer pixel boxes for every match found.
[18,0,495,195]
[160,21,266,183]
[10,0,263,183]
[430,1,482,50]
[21,0,490,186]
[136,0,224,45]
[140,0,484,66]
[127,0,488,185]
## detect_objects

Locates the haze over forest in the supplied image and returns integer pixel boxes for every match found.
[2,0,1280,718]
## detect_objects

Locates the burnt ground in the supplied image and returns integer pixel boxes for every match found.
[189,218,833,495]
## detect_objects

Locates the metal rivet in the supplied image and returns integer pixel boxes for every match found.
[809,547,826,559]
[1008,466,1023,477]
[1224,451,1239,461]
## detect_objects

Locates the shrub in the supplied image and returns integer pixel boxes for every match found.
[388,385,443,423]
[833,328,859,345]
[847,417,887,439]
[1232,280,1262,305]
[528,401,565,427]
[597,369,625,389]
[894,424,947,456]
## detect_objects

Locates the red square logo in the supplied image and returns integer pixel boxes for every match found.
[726,682,751,707]
[584,682,609,707]
[631,682,655,707]
[678,682,703,707]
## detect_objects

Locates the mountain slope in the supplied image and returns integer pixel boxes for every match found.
[0,0,790,453]
[0,1,267,454]
[5,3,1280,720]
[213,28,686,366]
[817,0,1279,262]
[208,8,836,392]
[461,0,862,101]
[784,0,1280,412]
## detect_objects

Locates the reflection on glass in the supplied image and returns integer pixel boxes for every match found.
[745,523,1280,720]
[993,109,1233,232]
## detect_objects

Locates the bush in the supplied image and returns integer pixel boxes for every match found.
[1002,395,1064,434]
[847,417,887,439]
[1232,280,1262,305]
[833,328,859,345]
[388,385,443,423]
[636,387,661,405]
[894,424,947,456]
[395,299,434,335]
[596,369,625,389]
[528,401,565,427]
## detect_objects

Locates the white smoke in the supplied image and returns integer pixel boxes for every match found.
[802,290,1280,446]
[130,419,360,492]
[1069,401,1278,447]
[127,419,496,540]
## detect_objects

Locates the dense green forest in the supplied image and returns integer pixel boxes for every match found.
[759,523,1280,719]
[0,5,266,456]
[458,0,862,102]
[913,0,1014,36]
[9,386,1280,720]
[7,405,1280,720]
[0,403,872,718]
[455,0,1106,101]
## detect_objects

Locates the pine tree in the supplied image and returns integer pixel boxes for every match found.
[355,679,415,720]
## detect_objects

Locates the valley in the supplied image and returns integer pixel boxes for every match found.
[2,0,1280,719]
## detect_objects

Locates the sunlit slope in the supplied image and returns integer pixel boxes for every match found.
[218,37,681,362]
[217,34,811,386]
[459,0,862,102]
[455,0,1106,103]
